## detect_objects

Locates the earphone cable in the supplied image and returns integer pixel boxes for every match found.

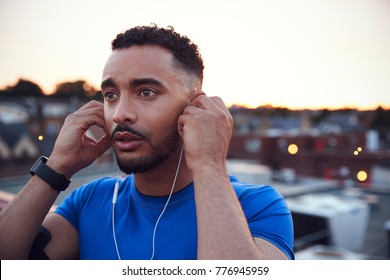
[112,179,121,260]
[150,146,184,260]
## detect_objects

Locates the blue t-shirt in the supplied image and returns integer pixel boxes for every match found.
[55,175,294,260]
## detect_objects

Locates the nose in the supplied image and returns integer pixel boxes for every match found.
[112,95,137,125]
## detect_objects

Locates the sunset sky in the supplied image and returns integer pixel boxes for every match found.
[1,0,389,109]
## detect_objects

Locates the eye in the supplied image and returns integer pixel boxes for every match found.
[138,88,157,98]
[103,91,119,102]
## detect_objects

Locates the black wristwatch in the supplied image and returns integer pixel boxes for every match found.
[30,156,71,192]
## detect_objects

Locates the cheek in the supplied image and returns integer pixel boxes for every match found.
[151,114,177,138]
[149,104,184,138]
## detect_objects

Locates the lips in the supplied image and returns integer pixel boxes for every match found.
[113,131,145,151]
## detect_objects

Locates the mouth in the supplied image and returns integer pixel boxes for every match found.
[113,132,145,151]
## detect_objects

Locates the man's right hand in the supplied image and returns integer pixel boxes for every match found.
[46,101,111,179]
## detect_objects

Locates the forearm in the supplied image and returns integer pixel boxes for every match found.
[193,165,263,260]
[0,175,59,259]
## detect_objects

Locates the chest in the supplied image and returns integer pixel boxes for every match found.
[78,196,198,259]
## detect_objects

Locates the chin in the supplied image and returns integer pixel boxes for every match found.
[114,151,169,175]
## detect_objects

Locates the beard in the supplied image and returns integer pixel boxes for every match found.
[112,124,182,175]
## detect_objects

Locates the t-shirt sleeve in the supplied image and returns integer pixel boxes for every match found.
[235,183,295,259]
[54,177,117,231]
[54,185,87,230]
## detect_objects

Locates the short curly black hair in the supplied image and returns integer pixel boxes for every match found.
[112,24,204,83]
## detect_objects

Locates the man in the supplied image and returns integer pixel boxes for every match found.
[0,25,294,260]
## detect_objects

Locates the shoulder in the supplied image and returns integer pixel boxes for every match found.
[229,175,291,219]
[229,176,285,205]
[229,176,294,259]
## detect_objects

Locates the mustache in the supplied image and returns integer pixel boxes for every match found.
[110,124,147,140]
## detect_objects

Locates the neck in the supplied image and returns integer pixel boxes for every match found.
[134,147,193,196]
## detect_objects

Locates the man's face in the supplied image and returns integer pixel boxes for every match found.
[101,45,195,174]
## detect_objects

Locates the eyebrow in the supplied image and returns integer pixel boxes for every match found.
[101,78,115,90]
[129,78,163,88]
[100,77,164,90]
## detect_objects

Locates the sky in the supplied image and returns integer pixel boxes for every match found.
[0,0,390,110]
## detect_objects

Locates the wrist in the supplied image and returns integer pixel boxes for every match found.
[46,156,74,180]
[30,156,72,192]
[192,161,228,180]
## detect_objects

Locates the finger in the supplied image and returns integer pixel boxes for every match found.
[66,107,106,131]
[177,114,184,138]
[177,112,192,138]
[71,100,104,119]
[182,104,204,115]
[190,94,225,113]
[78,100,104,110]
[189,96,233,133]
[71,101,105,121]
[210,96,231,117]
[188,91,206,104]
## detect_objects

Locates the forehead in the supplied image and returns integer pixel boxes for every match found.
[102,45,178,81]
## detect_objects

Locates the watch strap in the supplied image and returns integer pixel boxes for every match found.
[30,156,71,192]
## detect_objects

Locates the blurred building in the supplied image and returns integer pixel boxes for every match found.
[0,98,74,176]
[0,96,113,177]
[229,107,390,189]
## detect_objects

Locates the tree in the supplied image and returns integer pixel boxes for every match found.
[371,106,390,130]
[53,80,101,100]
[0,79,44,97]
